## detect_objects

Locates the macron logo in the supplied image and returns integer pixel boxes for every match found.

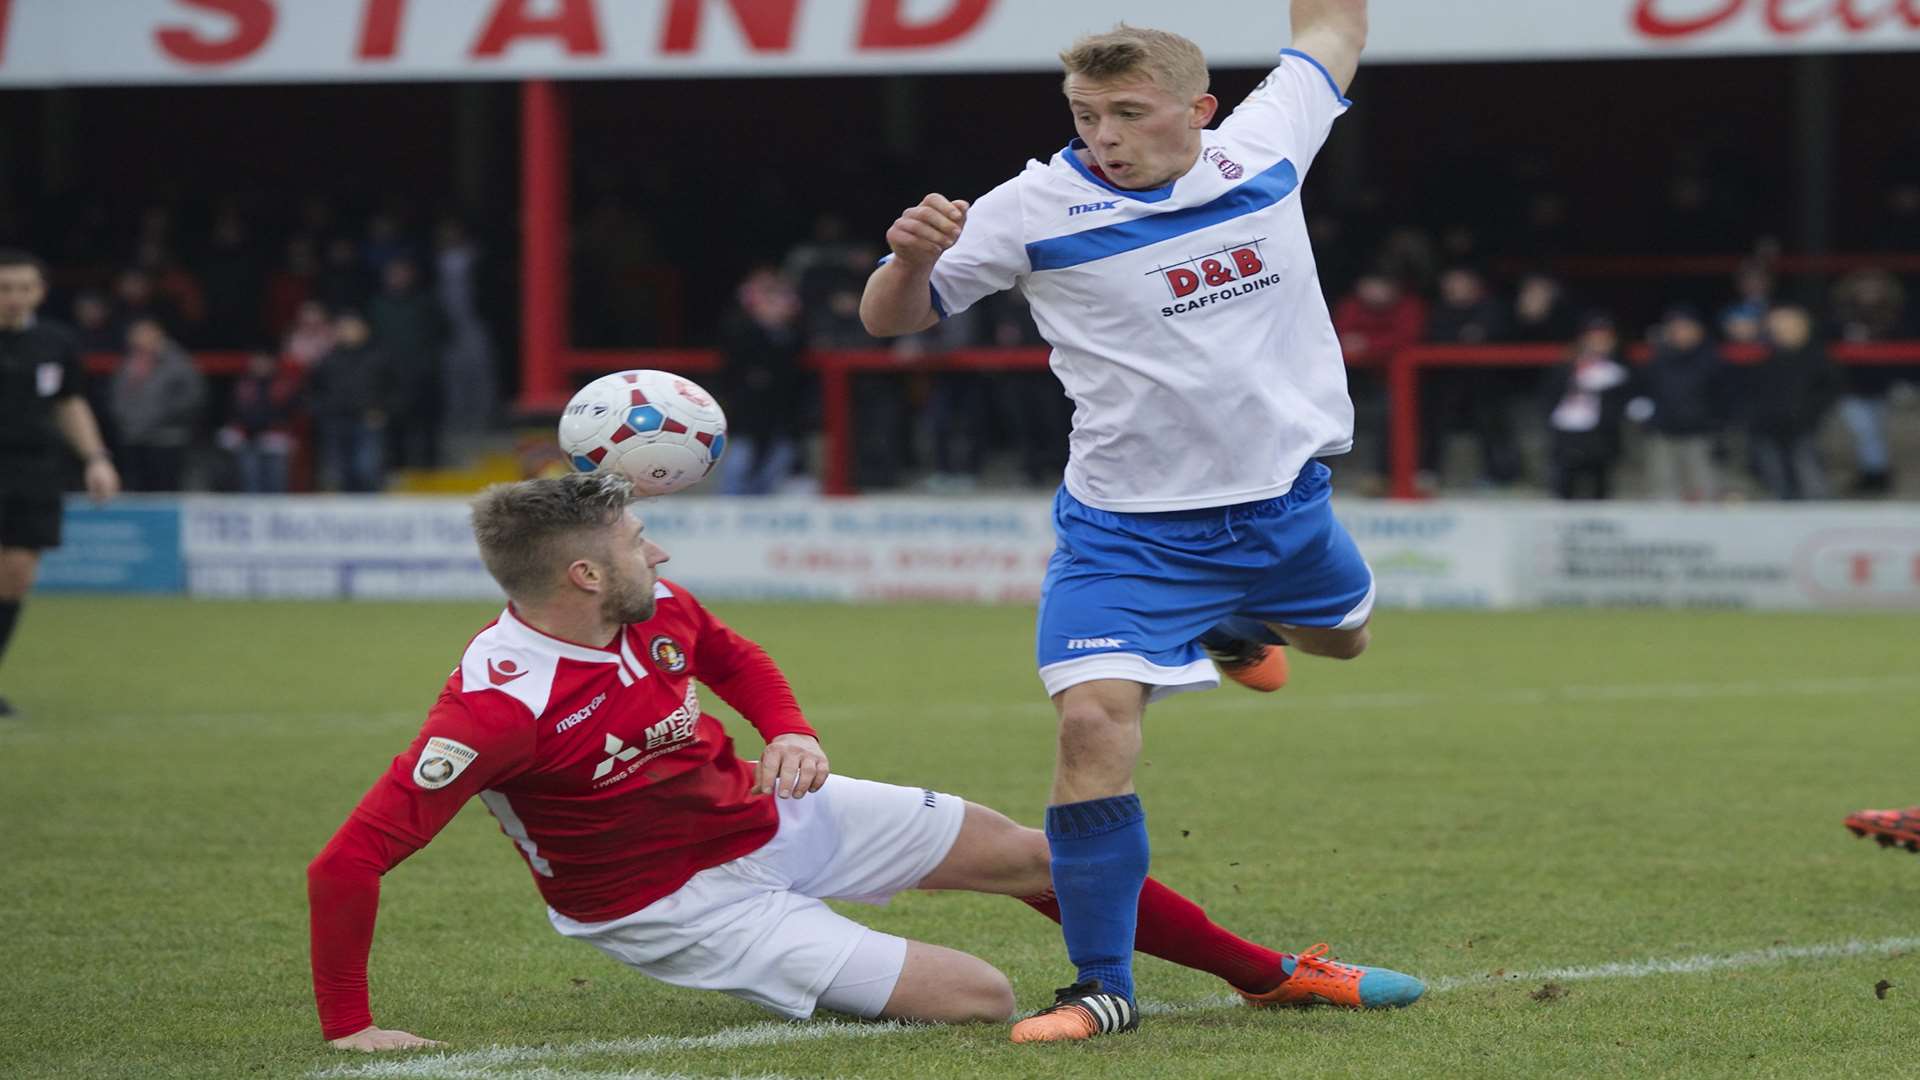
[1069,200,1120,217]
[1067,638,1127,650]
[554,692,608,735]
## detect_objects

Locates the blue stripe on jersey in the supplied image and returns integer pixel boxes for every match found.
[1024,157,1300,273]
[1280,48,1354,107]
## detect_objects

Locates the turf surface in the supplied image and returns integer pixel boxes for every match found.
[2,597,1916,1078]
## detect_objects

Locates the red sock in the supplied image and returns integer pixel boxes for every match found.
[1020,876,1290,994]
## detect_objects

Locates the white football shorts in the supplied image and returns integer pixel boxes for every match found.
[548,774,966,1019]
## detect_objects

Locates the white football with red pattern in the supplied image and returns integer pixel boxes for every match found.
[559,370,728,496]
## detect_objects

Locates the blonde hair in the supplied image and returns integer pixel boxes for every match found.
[1059,23,1210,100]
[471,472,635,601]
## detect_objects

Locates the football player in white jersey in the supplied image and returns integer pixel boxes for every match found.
[861,2,1423,1042]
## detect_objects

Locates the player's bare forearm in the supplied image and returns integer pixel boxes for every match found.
[862,192,970,337]
[1290,0,1367,93]
[860,259,940,338]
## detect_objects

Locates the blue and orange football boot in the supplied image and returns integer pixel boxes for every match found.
[1846,806,1920,854]
[1237,944,1426,1009]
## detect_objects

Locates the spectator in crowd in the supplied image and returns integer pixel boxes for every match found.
[1333,271,1426,484]
[1719,261,1775,344]
[716,267,807,495]
[363,212,412,280]
[1541,313,1632,500]
[367,256,448,469]
[308,311,390,493]
[435,218,497,433]
[109,267,181,344]
[1633,305,1726,501]
[71,290,118,354]
[1334,271,1427,360]
[283,299,337,370]
[109,318,205,492]
[1747,305,1840,501]
[1830,269,1909,496]
[265,236,320,335]
[984,290,1070,487]
[1510,272,1578,343]
[914,303,993,493]
[218,349,304,493]
[132,240,207,341]
[317,236,371,313]
[1423,266,1518,487]
[199,206,265,348]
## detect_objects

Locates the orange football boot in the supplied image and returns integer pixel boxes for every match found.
[1207,640,1290,692]
[1237,944,1425,1009]
[1846,806,1920,853]
[1009,980,1138,1043]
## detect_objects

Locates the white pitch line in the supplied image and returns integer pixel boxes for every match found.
[314,935,1920,1079]
[1426,934,1920,993]
[311,1022,914,1080]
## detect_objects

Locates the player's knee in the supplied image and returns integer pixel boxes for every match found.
[1326,627,1369,660]
[954,965,1016,1023]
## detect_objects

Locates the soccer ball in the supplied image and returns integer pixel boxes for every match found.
[558,370,728,496]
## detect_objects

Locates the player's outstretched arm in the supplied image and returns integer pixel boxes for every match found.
[860,193,969,338]
[1289,0,1368,94]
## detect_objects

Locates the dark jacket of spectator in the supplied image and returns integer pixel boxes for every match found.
[717,270,807,442]
[1641,333,1725,437]
[1426,269,1508,343]
[110,340,204,449]
[227,357,304,437]
[1747,339,1841,440]
[308,341,394,421]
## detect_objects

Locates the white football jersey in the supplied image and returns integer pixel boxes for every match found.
[923,51,1354,512]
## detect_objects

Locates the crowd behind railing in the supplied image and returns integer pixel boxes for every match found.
[34,201,1920,501]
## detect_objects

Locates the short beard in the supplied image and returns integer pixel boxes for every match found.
[599,568,656,626]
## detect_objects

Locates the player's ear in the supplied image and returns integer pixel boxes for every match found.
[565,558,602,594]
[1190,93,1219,129]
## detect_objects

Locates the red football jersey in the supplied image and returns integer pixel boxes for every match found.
[308,580,815,1039]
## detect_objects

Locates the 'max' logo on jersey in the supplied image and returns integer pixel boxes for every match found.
[1069,199,1120,216]
[1148,239,1283,317]
[1067,637,1127,650]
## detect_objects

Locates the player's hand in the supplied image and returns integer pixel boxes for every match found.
[83,458,120,503]
[328,1025,445,1052]
[755,734,829,800]
[885,194,970,269]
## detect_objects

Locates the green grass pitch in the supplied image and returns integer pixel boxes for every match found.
[2,597,1916,1079]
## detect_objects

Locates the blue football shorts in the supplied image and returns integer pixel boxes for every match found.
[1035,461,1374,701]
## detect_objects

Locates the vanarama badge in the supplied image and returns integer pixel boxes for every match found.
[413,737,479,790]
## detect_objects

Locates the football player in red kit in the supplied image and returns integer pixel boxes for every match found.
[310,472,1360,1051]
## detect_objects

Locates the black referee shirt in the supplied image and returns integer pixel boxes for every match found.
[0,318,85,490]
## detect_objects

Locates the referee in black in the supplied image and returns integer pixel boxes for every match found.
[1,249,120,717]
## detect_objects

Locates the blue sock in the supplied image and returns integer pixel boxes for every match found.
[1045,794,1149,1003]
[1199,615,1287,651]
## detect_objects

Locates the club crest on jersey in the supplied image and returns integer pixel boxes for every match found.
[487,656,529,685]
[414,737,478,790]
[648,635,687,674]
[1148,238,1282,317]
[1203,147,1244,180]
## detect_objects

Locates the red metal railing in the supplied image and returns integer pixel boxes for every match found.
[91,342,1920,499]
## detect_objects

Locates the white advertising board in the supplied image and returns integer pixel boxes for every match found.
[2,0,1913,87]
